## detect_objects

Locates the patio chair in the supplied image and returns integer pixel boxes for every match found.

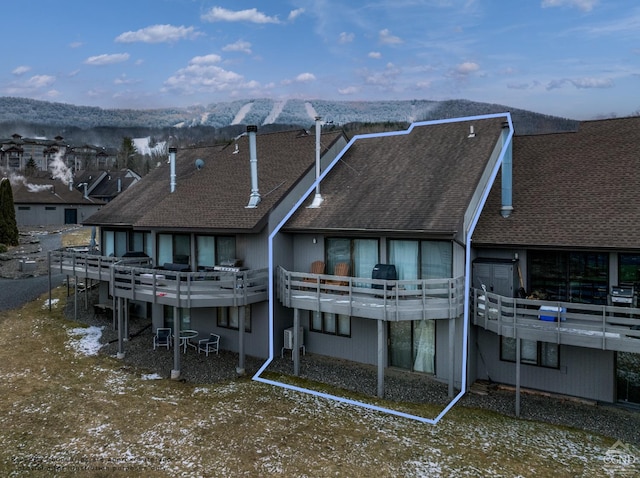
[198,333,220,357]
[153,327,172,350]
[327,262,350,291]
[303,260,325,289]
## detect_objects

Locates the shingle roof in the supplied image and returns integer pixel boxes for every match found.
[284,117,506,236]
[84,129,346,232]
[11,177,104,205]
[473,116,640,250]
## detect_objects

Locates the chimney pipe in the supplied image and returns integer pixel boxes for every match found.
[169,147,177,193]
[500,121,513,218]
[83,183,88,199]
[246,125,261,208]
[308,116,324,208]
[117,177,122,193]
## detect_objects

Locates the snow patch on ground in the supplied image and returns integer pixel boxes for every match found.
[133,137,166,156]
[231,102,253,125]
[67,326,104,356]
[263,100,286,124]
[43,298,59,309]
[141,373,162,380]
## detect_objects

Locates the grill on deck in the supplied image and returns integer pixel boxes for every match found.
[610,286,635,306]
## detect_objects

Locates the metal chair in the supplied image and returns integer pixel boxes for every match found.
[153,327,172,350]
[198,333,220,356]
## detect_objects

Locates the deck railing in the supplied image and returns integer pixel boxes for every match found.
[472,288,640,353]
[110,265,269,308]
[49,250,268,308]
[277,266,464,321]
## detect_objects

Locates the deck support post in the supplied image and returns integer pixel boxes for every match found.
[377,319,385,398]
[171,306,181,379]
[74,274,78,322]
[293,308,300,376]
[515,337,521,417]
[448,318,455,398]
[237,306,246,375]
[116,297,125,359]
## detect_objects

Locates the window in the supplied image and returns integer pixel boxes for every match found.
[18,206,30,210]
[163,306,191,331]
[196,235,236,269]
[102,229,127,257]
[217,306,251,332]
[158,233,190,265]
[309,311,351,337]
[619,254,640,291]
[529,251,608,304]
[131,231,151,257]
[500,337,559,368]
[45,206,56,211]
[326,238,378,283]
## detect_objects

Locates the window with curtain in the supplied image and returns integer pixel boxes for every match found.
[309,311,351,337]
[197,236,216,269]
[326,238,378,281]
[217,306,251,332]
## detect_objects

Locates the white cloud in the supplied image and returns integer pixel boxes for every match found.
[455,62,480,75]
[363,63,401,87]
[339,32,355,44]
[26,75,56,88]
[163,56,256,95]
[84,53,130,66]
[368,52,382,59]
[115,24,200,43]
[69,41,83,49]
[201,7,280,24]
[288,8,304,21]
[379,29,403,45]
[546,77,613,90]
[222,40,252,54]
[282,72,316,85]
[541,0,597,12]
[338,86,360,95]
[189,54,222,65]
[12,65,31,75]
[114,74,140,85]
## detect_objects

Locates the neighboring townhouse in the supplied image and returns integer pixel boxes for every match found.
[0,133,67,171]
[275,114,513,398]
[11,176,104,226]
[52,124,348,377]
[65,144,117,171]
[472,116,640,406]
[73,169,141,203]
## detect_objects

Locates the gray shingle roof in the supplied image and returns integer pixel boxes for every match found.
[84,129,346,232]
[11,177,104,205]
[285,117,506,235]
[473,116,640,250]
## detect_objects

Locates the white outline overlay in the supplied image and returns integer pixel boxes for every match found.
[253,113,514,424]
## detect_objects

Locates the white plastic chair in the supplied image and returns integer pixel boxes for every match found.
[198,333,220,356]
[153,327,172,350]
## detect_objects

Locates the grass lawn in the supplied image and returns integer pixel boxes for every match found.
[0,287,635,477]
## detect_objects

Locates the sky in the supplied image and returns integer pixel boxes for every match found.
[1,0,638,120]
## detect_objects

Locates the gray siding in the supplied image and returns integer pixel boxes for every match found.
[16,204,102,226]
[475,328,615,402]
[304,315,379,365]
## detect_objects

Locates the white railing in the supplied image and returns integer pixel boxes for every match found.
[472,288,640,353]
[277,266,464,321]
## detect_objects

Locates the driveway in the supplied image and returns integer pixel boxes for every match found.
[0,230,65,312]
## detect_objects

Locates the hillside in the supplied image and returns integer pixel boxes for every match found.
[0,97,578,142]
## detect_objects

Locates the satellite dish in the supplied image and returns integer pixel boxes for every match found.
[195,158,204,170]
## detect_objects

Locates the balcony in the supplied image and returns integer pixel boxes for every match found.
[472,288,640,353]
[277,266,464,321]
[49,251,268,308]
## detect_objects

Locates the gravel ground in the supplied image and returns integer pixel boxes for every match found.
[65,288,640,447]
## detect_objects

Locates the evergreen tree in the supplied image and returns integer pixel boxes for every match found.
[24,156,38,177]
[0,179,19,246]
[117,137,138,170]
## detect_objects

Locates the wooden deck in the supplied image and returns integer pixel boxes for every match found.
[49,251,268,308]
[472,288,640,353]
[277,266,464,321]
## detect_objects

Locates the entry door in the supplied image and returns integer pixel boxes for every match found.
[617,352,640,404]
[389,321,412,370]
[64,208,78,224]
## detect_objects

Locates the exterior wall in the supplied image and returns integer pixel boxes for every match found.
[475,328,615,402]
[304,314,379,365]
[15,204,102,226]
[434,316,466,388]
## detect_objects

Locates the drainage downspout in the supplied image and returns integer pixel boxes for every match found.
[246,125,261,208]
[308,116,324,208]
[169,147,177,193]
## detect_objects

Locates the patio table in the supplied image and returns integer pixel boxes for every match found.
[179,329,199,353]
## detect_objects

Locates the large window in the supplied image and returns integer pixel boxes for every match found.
[619,254,640,289]
[389,239,452,280]
[309,311,351,337]
[528,251,608,304]
[163,306,191,331]
[217,306,251,332]
[325,238,378,280]
[102,230,128,257]
[500,337,559,368]
[196,235,236,269]
[158,233,190,266]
